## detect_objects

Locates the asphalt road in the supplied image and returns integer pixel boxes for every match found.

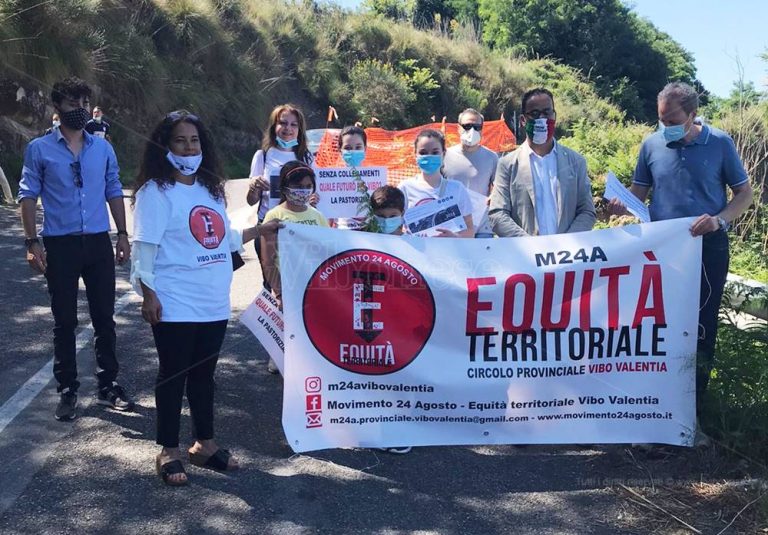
[0,197,753,535]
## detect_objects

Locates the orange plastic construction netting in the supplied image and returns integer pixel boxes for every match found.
[314,120,516,185]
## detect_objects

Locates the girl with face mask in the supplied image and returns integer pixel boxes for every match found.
[333,125,370,231]
[260,161,329,315]
[131,111,282,486]
[397,129,474,238]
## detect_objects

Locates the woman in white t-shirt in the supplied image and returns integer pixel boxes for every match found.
[398,129,474,238]
[131,111,281,486]
[245,104,317,288]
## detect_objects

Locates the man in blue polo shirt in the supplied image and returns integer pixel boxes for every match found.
[18,77,135,421]
[612,82,753,441]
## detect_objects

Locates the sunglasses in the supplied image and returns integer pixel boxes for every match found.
[165,111,199,122]
[460,123,483,131]
[70,161,82,188]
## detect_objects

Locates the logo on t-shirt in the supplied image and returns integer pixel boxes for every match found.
[302,249,435,375]
[189,205,226,249]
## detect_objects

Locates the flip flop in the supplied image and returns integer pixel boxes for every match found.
[188,448,238,472]
[156,455,189,486]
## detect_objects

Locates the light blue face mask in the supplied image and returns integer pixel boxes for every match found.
[659,120,690,143]
[374,215,403,234]
[342,149,366,168]
[416,154,442,175]
[276,137,299,149]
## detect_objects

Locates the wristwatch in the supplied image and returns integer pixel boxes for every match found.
[716,216,729,231]
[24,237,40,248]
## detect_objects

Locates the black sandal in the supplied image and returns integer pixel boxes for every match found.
[188,448,238,472]
[156,455,189,486]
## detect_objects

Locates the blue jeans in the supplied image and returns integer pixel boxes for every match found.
[697,230,729,413]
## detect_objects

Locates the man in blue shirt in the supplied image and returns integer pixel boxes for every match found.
[611,82,753,442]
[18,77,135,421]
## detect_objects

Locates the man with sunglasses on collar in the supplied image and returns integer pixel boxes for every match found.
[444,108,499,238]
[18,77,134,422]
[489,88,596,237]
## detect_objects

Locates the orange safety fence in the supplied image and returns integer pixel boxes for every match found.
[314,120,516,185]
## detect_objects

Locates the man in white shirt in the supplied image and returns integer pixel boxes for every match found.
[489,88,596,236]
[444,108,499,238]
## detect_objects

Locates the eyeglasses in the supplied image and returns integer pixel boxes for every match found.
[460,123,483,131]
[165,111,199,122]
[524,108,556,120]
[70,161,82,188]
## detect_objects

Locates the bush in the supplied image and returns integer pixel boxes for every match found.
[559,119,651,195]
[349,59,415,127]
[704,289,768,462]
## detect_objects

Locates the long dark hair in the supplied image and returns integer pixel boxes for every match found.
[132,110,225,205]
[278,160,316,203]
[262,104,312,164]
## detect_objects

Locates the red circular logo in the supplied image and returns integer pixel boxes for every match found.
[189,205,226,250]
[303,249,435,375]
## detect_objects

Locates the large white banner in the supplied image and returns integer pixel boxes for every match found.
[279,219,701,453]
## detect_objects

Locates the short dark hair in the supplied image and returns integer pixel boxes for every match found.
[370,185,405,213]
[521,88,555,113]
[414,128,446,152]
[658,82,699,115]
[338,125,367,151]
[51,77,92,106]
[279,160,316,202]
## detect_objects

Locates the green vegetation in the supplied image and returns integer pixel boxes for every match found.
[706,290,768,461]
[366,0,700,121]
[1,0,623,184]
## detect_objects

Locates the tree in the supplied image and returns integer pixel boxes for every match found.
[474,0,697,121]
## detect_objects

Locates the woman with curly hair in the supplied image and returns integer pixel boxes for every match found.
[131,110,281,486]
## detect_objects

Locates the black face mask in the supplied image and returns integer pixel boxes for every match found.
[59,107,90,131]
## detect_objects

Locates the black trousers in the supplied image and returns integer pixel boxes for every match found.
[696,230,730,413]
[151,320,228,448]
[43,232,118,393]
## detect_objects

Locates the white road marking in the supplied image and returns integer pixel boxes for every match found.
[0,292,137,434]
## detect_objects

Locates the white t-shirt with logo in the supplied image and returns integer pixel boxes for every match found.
[133,180,233,322]
[398,175,473,216]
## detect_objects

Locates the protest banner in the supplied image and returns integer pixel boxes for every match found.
[278,220,700,453]
[240,288,285,374]
[315,167,387,219]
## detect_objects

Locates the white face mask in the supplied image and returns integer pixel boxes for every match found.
[460,128,481,147]
[166,151,203,176]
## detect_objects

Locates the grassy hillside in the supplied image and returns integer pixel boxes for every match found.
[0,0,625,184]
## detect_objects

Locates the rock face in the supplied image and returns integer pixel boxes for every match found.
[0,77,53,194]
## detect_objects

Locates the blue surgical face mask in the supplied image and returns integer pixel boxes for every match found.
[374,215,403,234]
[416,154,442,175]
[166,151,203,176]
[276,137,299,149]
[659,120,690,143]
[342,149,366,168]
